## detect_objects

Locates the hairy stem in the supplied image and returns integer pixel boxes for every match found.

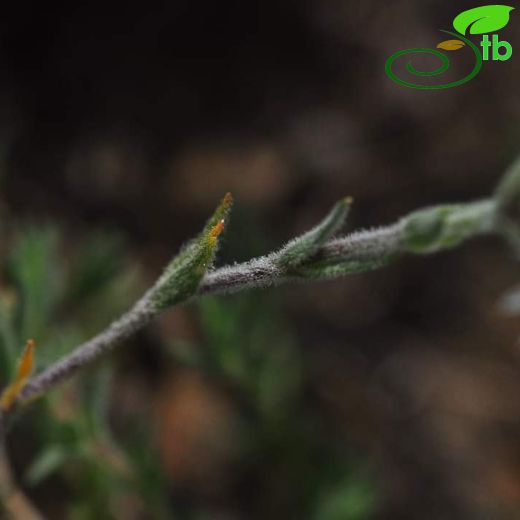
[0,194,502,437]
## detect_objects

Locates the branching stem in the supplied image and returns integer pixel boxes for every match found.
[0,190,506,437]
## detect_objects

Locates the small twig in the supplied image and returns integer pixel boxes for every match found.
[0,176,509,437]
[197,221,405,295]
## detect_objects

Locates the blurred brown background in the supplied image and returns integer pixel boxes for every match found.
[2,1,520,518]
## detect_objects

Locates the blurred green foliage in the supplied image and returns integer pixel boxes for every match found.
[0,226,170,519]
[0,224,377,519]
[169,292,378,519]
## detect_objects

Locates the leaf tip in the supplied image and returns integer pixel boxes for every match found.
[19,339,36,378]
[223,192,233,205]
[217,192,233,216]
[0,339,37,411]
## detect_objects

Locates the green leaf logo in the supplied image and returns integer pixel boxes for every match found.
[453,5,514,35]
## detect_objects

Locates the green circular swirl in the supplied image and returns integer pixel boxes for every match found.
[385,30,482,90]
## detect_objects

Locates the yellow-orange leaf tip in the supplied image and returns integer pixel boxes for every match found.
[18,339,36,380]
[436,39,465,51]
[344,196,354,206]
[223,192,233,205]
[0,339,36,411]
[209,219,225,240]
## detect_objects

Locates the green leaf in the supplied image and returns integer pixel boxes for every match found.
[0,294,17,379]
[495,153,520,211]
[65,232,126,305]
[197,292,301,414]
[401,201,495,254]
[453,5,514,35]
[494,154,520,253]
[25,445,69,485]
[256,337,301,417]
[151,193,232,310]
[314,477,377,520]
[9,227,63,341]
[81,365,113,433]
[277,197,352,270]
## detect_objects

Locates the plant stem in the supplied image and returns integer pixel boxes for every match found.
[0,195,502,437]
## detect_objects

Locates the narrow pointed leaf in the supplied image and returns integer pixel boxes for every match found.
[151,195,231,310]
[202,192,233,236]
[0,339,36,411]
[25,446,69,486]
[166,192,233,273]
[277,197,352,269]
